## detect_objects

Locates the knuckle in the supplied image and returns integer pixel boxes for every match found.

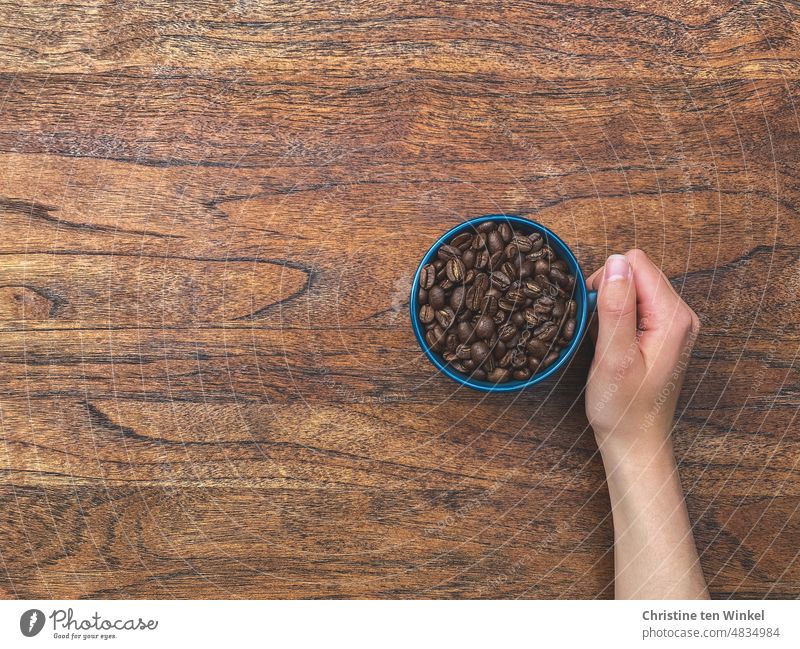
[625,248,648,264]
[689,309,701,334]
[670,308,697,337]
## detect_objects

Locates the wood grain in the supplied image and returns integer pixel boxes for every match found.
[0,0,798,599]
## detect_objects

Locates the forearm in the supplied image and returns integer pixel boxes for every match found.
[601,439,709,599]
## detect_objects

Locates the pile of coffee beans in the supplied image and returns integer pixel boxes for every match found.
[417,220,578,383]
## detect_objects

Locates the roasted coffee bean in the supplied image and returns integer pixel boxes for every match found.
[510,236,533,253]
[534,322,558,341]
[504,243,521,261]
[473,272,490,295]
[419,304,435,325]
[436,307,455,329]
[498,323,517,342]
[501,261,517,280]
[420,264,436,289]
[471,341,490,364]
[437,243,462,260]
[425,328,444,352]
[456,344,472,360]
[563,318,576,340]
[451,232,473,249]
[446,257,466,283]
[490,271,512,291]
[510,349,527,368]
[498,297,522,312]
[550,267,570,288]
[513,368,531,381]
[522,278,543,297]
[526,338,549,358]
[542,351,560,368]
[528,232,543,249]
[457,321,475,344]
[475,249,490,269]
[566,299,577,318]
[537,295,555,308]
[519,260,535,280]
[462,249,476,270]
[474,314,496,340]
[499,350,514,368]
[488,230,504,253]
[487,367,510,383]
[429,285,446,310]
[450,286,466,311]
[446,333,458,351]
[465,286,482,312]
[489,250,505,270]
[522,308,540,326]
[418,222,577,383]
[481,294,499,316]
[534,259,550,276]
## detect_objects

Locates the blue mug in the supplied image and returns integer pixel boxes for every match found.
[410,215,598,392]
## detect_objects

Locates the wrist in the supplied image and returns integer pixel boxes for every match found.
[597,430,676,478]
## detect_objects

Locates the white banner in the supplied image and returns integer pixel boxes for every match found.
[0,600,797,648]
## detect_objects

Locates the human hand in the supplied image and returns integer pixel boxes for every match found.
[585,249,701,463]
[584,250,707,599]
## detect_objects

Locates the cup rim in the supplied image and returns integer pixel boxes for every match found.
[410,214,589,392]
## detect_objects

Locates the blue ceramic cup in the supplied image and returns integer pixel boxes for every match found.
[410,215,598,392]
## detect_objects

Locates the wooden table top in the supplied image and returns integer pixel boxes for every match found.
[1,1,798,600]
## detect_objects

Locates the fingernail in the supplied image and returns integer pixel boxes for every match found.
[604,254,630,282]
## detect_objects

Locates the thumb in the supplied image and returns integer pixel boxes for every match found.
[595,254,638,363]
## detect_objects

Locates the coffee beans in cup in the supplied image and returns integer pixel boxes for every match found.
[418,220,578,383]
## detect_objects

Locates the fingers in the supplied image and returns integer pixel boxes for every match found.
[594,254,639,365]
[585,265,603,344]
[623,249,700,362]
[586,265,603,292]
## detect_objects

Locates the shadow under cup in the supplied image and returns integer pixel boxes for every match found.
[410,215,597,392]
